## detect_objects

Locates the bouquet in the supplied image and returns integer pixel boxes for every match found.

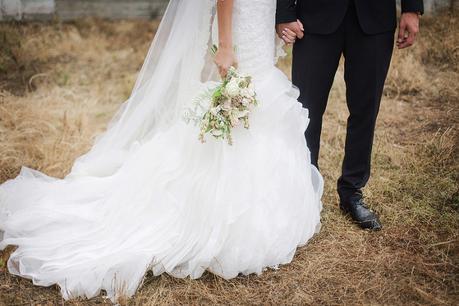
[184,49,258,145]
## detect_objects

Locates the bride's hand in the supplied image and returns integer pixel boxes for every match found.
[214,47,236,78]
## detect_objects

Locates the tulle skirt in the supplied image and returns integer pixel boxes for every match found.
[0,67,323,301]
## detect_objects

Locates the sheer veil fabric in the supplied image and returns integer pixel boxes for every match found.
[0,0,324,302]
[69,0,217,178]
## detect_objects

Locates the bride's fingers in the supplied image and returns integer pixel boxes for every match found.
[282,34,295,44]
[282,28,297,41]
[215,61,226,77]
[219,66,228,78]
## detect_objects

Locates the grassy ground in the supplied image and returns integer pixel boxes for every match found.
[0,11,457,306]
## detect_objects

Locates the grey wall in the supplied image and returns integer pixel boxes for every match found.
[55,0,168,20]
[0,0,54,20]
[0,0,456,21]
[0,0,169,21]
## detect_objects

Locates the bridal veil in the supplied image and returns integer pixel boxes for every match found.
[69,0,217,178]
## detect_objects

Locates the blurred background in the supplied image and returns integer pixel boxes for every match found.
[0,0,169,21]
[0,0,458,305]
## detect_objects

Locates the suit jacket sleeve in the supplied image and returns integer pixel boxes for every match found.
[276,0,297,24]
[401,0,424,14]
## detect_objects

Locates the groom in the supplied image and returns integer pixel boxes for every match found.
[276,0,424,230]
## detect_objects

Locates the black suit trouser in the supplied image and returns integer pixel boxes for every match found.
[292,2,394,201]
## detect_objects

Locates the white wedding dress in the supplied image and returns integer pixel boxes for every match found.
[0,0,323,302]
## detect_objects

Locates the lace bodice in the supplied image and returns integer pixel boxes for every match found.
[232,0,277,76]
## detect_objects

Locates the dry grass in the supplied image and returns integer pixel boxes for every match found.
[0,11,458,306]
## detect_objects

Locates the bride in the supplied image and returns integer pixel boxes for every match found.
[0,0,323,302]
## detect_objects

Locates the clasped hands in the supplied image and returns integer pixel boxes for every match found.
[276,20,304,45]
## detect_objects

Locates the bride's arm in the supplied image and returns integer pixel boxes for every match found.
[215,0,236,77]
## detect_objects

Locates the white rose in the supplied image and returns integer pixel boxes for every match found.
[225,79,241,97]
[237,77,247,87]
[241,98,251,106]
[240,88,254,98]
[239,88,249,98]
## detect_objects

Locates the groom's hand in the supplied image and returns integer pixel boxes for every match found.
[397,12,420,49]
[276,20,304,44]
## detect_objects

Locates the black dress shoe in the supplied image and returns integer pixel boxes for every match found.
[339,198,382,230]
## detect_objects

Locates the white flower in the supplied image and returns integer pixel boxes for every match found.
[241,98,251,106]
[246,86,255,97]
[210,106,220,116]
[230,117,240,126]
[239,87,254,98]
[221,99,232,111]
[237,78,247,87]
[211,129,223,137]
[225,79,241,97]
[237,110,249,118]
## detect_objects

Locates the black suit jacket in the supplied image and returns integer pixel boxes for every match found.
[276,0,424,35]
